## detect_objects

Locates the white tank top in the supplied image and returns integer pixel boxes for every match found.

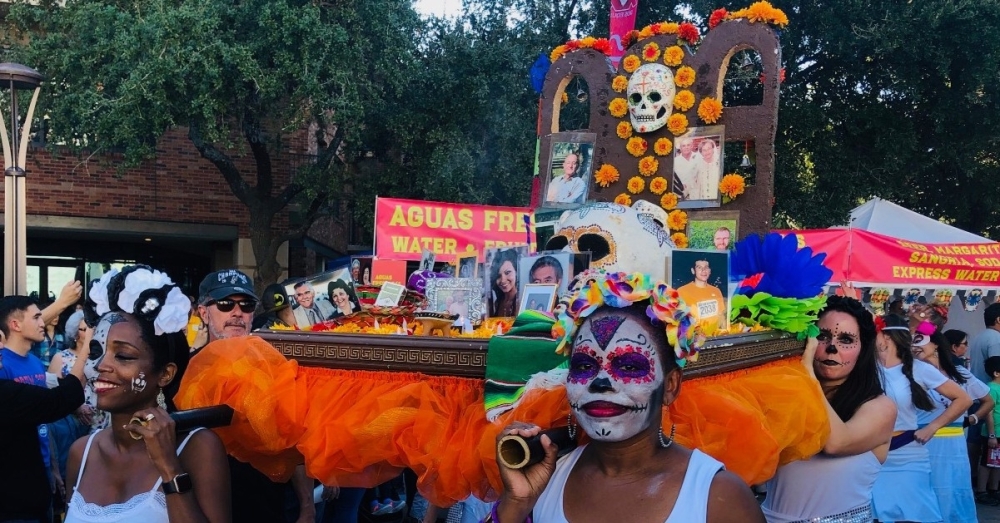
[64,428,204,523]
[760,451,880,522]
[533,445,723,522]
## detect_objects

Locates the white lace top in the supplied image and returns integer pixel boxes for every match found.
[64,428,203,523]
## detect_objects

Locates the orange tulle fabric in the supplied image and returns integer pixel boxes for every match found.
[175,337,828,505]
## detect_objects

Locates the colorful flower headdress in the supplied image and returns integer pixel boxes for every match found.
[89,265,190,335]
[551,271,705,367]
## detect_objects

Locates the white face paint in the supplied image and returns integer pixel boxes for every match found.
[566,313,664,442]
[92,313,126,363]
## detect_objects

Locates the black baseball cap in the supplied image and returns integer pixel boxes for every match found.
[260,283,291,314]
[198,269,259,305]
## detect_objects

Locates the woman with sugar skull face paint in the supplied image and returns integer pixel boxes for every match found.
[63,265,231,523]
[490,272,764,523]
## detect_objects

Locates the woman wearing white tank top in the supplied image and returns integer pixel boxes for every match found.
[63,266,231,523]
[488,275,764,523]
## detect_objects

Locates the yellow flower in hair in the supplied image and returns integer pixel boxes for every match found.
[649,177,669,195]
[663,46,685,66]
[673,90,695,111]
[595,164,620,187]
[614,193,633,206]
[675,66,696,87]
[660,192,678,210]
[626,137,648,157]
[609,97,628,118]
[653,138,672,156]
[622,55,641,73]
[667,114,688,135]
[612,75,628,92]
[698,97,724,124]
[671,232,689,248]
[667,210,688,231]
[616,121,633,139]
[627,176,645,194]
[642,42,661,62]
[638,156,659,177]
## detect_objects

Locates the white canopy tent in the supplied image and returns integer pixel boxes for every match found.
[848,197,992,244]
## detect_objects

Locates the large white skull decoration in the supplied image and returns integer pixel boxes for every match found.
[545,202,674,280]
[627,64,676,133]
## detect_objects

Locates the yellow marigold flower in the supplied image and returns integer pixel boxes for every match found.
[638,156,659,177]
[698,97,723,124]
[550,45,569,62]
[667,210,688,231]
[660,23,679,34]
[580,36,597,47]
[671,232,689,248]
[561,92,569,105]
[649,177,669,195]
[616,121,633,139]
[609,97,628,118]
[667,114,688,136]
[747,1,776,23]
[663,46,685,67]
[642,42,661,62]
[622,55,641,73]
[654,138,672,156]
[673,90,695,112]
[612,75,628,92]
[595,164,620,187]
[638,26,654,39]
[771,9,790,27]
[719,173,747,199]
[627,176,645,194]
[675,66,696,87]
[660,193,678,210]
[615,193,633,206]
[626,137,648,157]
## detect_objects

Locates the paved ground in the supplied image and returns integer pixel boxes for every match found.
[980,503,1000,522]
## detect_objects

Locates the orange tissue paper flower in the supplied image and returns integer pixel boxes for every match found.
[667,114,688,135]
[616,121,633,139]
[663,46,685,67]
[671,232,690,248]
[595,164,621,187]
[649,177,669,195]
[626,137,648,157]
[612,75,628,92]
[660,193,679,210]
[615,193,633,206]
[667,210,688,231]
[642,42,661,62]
[609,98,628,118]
[638,156,659,177]
[719,173,747,199]
[622,55,641,73]
[673,90,695,111]
[698,97,723,124]
[627,176,646,194]
[654,138,673,156]
[675,66,696,88]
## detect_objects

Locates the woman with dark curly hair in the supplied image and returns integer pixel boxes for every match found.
[490,249,520,317]
[327,279,361,319]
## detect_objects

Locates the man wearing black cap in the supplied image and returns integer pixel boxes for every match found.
[192,269,315,523]
[252,284,297,331]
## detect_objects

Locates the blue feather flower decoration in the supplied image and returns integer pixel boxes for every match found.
[731,233,833,299]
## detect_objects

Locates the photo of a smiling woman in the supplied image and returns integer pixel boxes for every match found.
[490,249,521,317]
[326,279,361,319]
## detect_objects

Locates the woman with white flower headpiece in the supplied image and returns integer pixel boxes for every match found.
[63,265,231,523]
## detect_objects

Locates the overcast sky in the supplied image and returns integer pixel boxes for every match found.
[413,0,464,18]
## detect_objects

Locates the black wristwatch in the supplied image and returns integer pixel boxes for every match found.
[162,473,192,495]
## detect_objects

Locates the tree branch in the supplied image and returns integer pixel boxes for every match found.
[188,124,253,204]
[275,191,331,245]
[243,111,274,198]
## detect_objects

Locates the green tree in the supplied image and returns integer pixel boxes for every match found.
[6,0,421,288]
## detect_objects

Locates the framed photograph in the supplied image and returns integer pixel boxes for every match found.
[669,249,731,334]
[483,245,530,318]
[419,249,436,272]
[285,268,362,329]
[686,210,739,251]
[519,284,559,314]
[350,256,374,285]
[456,252,479,279]
[518,251,573,300]
[425,278,486,325]
[541,132,597,209]
[672,125,725,209]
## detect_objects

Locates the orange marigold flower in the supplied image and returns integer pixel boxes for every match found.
[667,114,688,136]
[649,177,669,195]
[622,55,641,73]
[660,193,679,210]
[698,97,723,124]
[626,137,648,157]
[627,176,645,194]
[638,156,659,177]
[673,90,695,111]
[675,66,696,87]
[638,26,654,39]
[660,23,679,34]
[663,46,685,66]
[595,164,621,187]
[579,36,597,47]
[550,45,569,62]
[561,92,569,105]
[667,210,688,231]
[615,193,633,206]
[592,38,613,54]
[671,232,689,249]
[642,42,661,62]
[678,23,700,44]
[653,138,673,156]
[709,8,728,29]
[616,121,633,139]
[609,97,628,118]
[612,75,628,92]
[747,1,775,23]
[719,173,747,199]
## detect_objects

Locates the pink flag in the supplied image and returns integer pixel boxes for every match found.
[609,0,639,68]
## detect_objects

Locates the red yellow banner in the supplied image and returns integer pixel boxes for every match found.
[790,228,1000,288]
[374,197,534,262]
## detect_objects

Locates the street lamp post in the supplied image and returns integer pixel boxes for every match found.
[0,63,43,296]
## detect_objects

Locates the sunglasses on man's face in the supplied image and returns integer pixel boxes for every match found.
[211,299,257,314]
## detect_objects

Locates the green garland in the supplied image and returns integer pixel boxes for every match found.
[729,293,827,339]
